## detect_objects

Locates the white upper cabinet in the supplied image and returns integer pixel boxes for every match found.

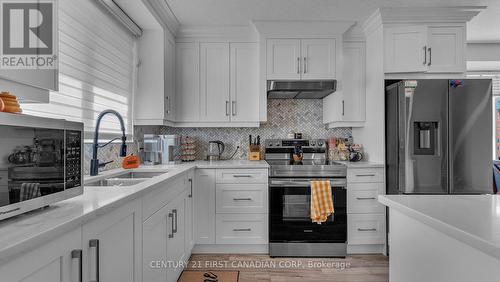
[301,39,337,79]
[135,29,176,125]
[266,39,301,79]
[176,41,260,126]
[230,43,259,122]
[266,38,337,80]
[200,43,231,122]
[384,26,428,73]
[324,41,366,128]
[384,25,465,73]
[427,27,465,73]
[175,42,200,122]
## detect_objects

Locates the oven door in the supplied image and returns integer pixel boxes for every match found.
[269,178,347,243]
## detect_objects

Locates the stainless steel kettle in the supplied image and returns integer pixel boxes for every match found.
[207,140,225,161]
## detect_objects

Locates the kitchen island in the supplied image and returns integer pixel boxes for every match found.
[379,195,500,282]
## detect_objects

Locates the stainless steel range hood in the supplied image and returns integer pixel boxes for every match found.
[267,80,337,99]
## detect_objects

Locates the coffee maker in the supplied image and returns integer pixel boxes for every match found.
[141,134,180,165]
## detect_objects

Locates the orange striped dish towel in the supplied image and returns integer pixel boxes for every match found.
[310,180,333,224]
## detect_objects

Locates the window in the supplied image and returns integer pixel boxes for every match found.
[22,0,136,140]
[468,72,500,160]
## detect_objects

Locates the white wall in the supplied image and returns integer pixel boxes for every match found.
[352,26,385,163]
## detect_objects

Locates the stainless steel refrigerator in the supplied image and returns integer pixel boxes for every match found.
[386,79,493,194]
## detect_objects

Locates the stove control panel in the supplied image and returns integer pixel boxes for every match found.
[265,139,327,149]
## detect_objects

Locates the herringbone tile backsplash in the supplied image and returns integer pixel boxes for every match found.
[136,99,351,160]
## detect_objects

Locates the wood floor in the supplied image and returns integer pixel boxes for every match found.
[186,254,389,282]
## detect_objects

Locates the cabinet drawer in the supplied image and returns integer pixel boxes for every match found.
[348,214,385,245]
[347,183,385,214]
[216,169,268,184]
[347,168,384,183]
[216,184,267,213]
[216,214,267,244]
[142,174,187,220]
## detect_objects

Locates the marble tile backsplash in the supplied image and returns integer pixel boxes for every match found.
[136,99,351,160]
[83,142,138,175]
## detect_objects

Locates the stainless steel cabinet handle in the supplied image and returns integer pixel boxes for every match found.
[233,174,252,178]
[297,57,300,74]
[342,100,345,116]
[71,249,82,282]
[225,101,230,116]
[423,46,427,65]
[188,178,193,198]
[427,47,432,66]
[173,209,178,234]
[232,101,236,116]
[233,198,252,201]
[89,240,99,282]
[165,96,170,114]
[233,228,251,232]
[355,173,376,177]
[303,57,307,73]
[356,197,376,200]
[358,228,377,232]
[168,212,174,238]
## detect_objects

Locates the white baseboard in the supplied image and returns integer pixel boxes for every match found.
[192,244,269,254]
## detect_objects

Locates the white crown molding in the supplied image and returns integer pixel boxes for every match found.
[363,6,485,35]
[343,24,366,42]
[176,25,259,41]
[142,0,180,36]
[252,20,355,38]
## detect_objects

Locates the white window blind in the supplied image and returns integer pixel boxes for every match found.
[23,0,136,139]
[467,72,500,96]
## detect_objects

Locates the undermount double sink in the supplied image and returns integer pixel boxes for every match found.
[86,170,168,187]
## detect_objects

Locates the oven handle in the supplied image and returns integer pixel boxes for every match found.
[269,179,347,188]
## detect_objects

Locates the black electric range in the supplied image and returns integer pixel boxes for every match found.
[265,139,347,257]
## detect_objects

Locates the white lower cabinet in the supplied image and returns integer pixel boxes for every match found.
[216,214,267,244]
[347,214,386,245]
[82,199,142,282]
[194,168,268,252]
[0,228,82,282]
[347,167,386,254]
[194,169,216,244]
[142,172,192,282]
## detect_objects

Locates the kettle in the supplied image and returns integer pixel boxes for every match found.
[207,141,225,161]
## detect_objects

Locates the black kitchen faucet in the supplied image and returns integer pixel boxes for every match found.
[89,109,127,176]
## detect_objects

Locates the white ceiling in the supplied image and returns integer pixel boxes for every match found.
[165,0,500,41]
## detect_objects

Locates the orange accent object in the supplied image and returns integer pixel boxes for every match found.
[0,98,4,112]
[122,154,140,169]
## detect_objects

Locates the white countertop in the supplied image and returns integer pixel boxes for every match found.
[379,195,500,260]
[0,160,268,262]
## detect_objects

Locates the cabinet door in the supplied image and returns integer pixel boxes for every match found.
[230,43,259,122]
[135,29,166,123]
[194,169,216,244]
[175,42,200,122]
[301,39,336,79]
[166,192,186,282]
[427,27,465,73]
[384,26,428,73]
[266,39,301,79]
[342,42,366,122]
[200,43,230,122]
[164,37,175,121]
[82,199,142,282]
[0,228,81,282]
[143,191,186,282]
